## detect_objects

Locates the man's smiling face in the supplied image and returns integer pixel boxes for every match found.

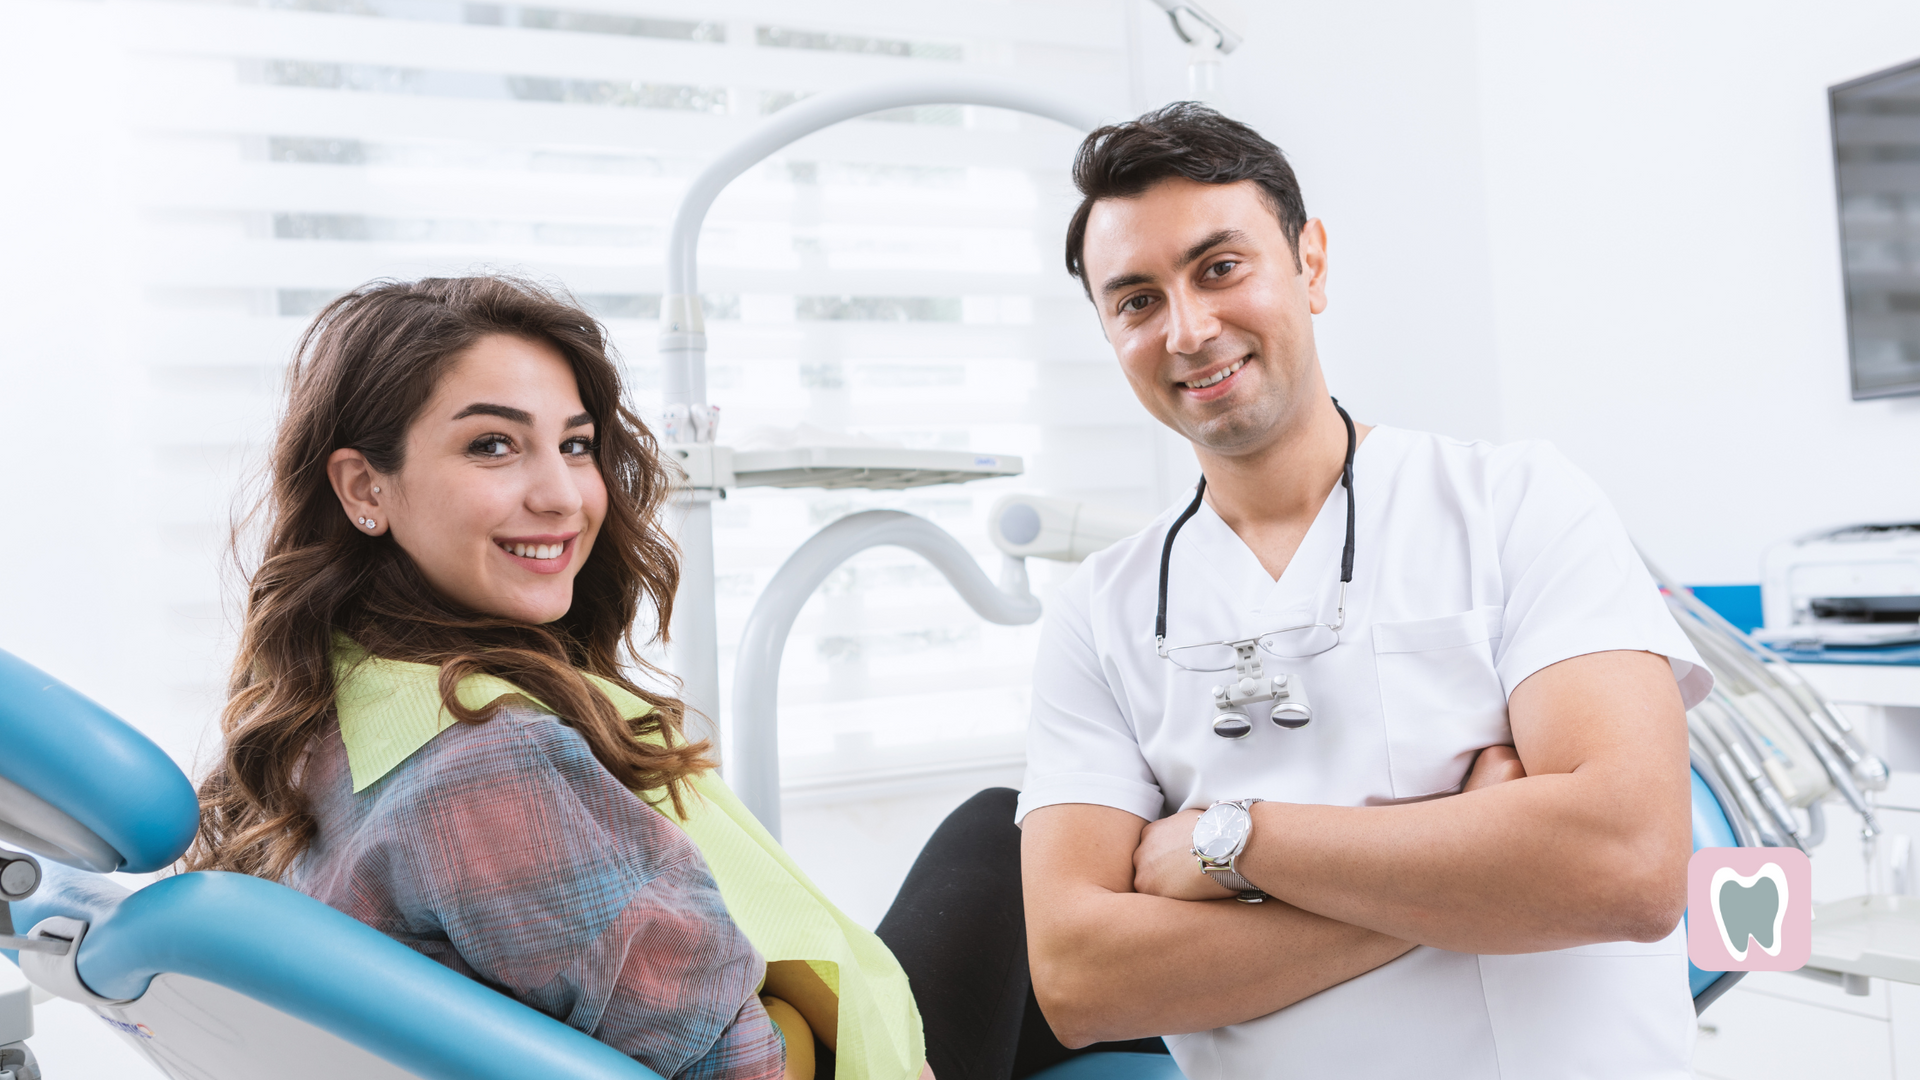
[1081,177,1328,459]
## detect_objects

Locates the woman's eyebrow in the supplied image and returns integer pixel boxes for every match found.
[564,412,592,429]
[452,403,533,424]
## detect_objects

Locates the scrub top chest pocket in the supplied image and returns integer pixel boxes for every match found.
[1371,606,1510,799]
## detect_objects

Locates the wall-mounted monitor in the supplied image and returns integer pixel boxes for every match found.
[1831,57,1920,400]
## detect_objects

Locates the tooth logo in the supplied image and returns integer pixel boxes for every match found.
[1688,848,1811,972]
[1709,863,1788,961]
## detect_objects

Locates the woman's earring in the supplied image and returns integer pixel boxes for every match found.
[371,486,380,494]
[359,517,377,530]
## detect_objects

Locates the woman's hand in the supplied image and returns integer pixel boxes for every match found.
[762,960,838,1051]
[760,995,815,1080]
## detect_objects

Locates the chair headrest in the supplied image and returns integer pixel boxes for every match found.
[0,650,199,873]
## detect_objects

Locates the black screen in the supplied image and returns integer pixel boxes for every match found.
[1832,57,1920,400]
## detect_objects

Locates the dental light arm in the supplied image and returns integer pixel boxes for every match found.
[1149,0,1243,54]
[1147,0,1245,100]
[730,511,1043,838]
[657,76,1104,757]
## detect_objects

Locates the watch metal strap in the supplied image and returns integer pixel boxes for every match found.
[1202,865,1267,903]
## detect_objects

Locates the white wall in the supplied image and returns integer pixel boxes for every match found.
[1474,1,1920,585]
[0,4,181,755]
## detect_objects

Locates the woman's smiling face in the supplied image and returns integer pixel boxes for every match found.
[330,333,608,624]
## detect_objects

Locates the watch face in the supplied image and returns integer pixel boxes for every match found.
[1193,803,1250,860]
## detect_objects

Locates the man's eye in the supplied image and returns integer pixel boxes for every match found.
[1120,294,1154,314]
[1206,260,1238,278]
[471,435,513,457]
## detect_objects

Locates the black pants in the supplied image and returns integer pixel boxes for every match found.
[872,788,1168,1080]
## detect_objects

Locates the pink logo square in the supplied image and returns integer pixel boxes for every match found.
[1687,847,1811,971]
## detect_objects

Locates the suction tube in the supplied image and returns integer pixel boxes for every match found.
[1641,552,1886,838]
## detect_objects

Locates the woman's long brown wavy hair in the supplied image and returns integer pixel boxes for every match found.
[185,275,709,879]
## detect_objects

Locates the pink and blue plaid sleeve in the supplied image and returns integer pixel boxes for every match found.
[290,709,784,1080]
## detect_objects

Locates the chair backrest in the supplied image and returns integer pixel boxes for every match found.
[1688,764,1747,1013]
[0,650,198,873]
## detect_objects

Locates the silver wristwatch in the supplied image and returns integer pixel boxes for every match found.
[1191,798,1267,903]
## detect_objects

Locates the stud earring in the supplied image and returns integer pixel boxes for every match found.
[372,486,380,494]
[359,517,377,529]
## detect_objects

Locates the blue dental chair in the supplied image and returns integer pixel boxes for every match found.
[1688,754,1752,1014]
[0,648,672,1080]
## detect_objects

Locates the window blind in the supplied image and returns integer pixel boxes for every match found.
[51,0,1181,798]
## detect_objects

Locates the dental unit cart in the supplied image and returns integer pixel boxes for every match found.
[1674,577,1920,1080]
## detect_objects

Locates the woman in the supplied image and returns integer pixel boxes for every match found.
[185,275,911,1080]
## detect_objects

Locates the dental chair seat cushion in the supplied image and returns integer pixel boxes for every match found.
[0,650,198,872]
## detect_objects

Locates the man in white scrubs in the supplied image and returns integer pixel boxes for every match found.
[1016,103,1713,1078]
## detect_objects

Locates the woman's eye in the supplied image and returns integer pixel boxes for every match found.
[561,437,594,456]
[470,435,513,458]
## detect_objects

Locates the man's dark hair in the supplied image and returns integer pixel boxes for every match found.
[1064,102,1308,296]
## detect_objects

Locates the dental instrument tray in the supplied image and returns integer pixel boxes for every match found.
[1808,895,1920,986]
[668,444,1023,492]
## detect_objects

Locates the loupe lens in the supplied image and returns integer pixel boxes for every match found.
[1270,701,1311,729]
[1213,710,1253,739]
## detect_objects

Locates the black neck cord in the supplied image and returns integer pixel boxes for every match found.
[1154,397,1357,648]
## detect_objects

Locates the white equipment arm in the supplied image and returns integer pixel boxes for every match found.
[658,76,1104,758]
[731,511,1042,838]
[660,76,1106,406]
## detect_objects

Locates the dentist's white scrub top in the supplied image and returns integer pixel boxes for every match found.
[1014,426,1714,1080]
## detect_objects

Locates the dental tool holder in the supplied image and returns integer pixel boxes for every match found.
[1211,643,1311,738]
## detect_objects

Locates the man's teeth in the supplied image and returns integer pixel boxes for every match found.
[1184,358,1245,389]
[502,542,563,560]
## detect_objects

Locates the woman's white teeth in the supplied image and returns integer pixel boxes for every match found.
[503,542,562,560]
[1186,358,1245,389]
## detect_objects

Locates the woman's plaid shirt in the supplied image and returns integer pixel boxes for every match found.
[285,705,786,1080]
